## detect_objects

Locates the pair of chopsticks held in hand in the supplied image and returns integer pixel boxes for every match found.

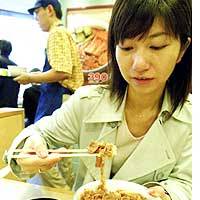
[11,148,100,159]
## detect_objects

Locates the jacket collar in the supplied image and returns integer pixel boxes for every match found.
[158,90,191,124]
[113,119,176,181]
[84,88,127,123]
[84,87,191,124]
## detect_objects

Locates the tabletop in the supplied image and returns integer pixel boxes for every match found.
[0,178,74,200]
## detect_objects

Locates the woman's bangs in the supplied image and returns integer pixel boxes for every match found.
[120,16,154,42]
[113,0,180,44]
[114,3,156,43]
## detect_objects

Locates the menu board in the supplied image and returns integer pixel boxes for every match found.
[66,5,113,85]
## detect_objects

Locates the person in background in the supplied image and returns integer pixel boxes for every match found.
[0,39,20,107]
[23,68,41,127]
[14,0,83,122]
[12,0,83,189]
[5,0,191,199]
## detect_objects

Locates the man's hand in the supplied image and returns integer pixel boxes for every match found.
[14,72,31,84]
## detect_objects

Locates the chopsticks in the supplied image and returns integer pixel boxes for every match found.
[11,153,99,159]
[11,149,99,159]
[13,149,89,153]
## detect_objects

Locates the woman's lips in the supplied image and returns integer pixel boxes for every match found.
[132,77,154,85]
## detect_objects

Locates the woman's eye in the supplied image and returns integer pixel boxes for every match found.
[150,45,168,50]
[119,46,133,51]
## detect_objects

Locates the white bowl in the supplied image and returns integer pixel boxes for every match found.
[73,179,160,200]
[7,65,26,77]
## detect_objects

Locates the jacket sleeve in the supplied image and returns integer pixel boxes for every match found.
[5,87,85,179]
[161,131,191,200]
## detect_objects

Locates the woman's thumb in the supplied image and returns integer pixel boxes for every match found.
[35,143,48,158]
[25,134,48,158]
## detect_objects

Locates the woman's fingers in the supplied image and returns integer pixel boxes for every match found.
[17,154,61,166]
[148,186,171,200]
[21,163,56,174]
[17,154,61,173]
[23,135,48,158]
[34,143,48,158]
[15,134,61,173]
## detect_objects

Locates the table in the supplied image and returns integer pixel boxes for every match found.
[0,108,24,180]
[0,178,74,200]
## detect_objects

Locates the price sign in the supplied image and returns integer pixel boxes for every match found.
[87,72,109,83]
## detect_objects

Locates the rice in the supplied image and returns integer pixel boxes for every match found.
[80,188,147,200]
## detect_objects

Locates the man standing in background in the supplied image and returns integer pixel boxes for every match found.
[13,0,83,189]
[14,0,83,122]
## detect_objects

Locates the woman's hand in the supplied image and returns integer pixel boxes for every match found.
[16,134,61,174]
[148,186,171,200]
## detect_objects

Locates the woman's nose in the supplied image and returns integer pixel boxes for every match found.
[131,53,150,72]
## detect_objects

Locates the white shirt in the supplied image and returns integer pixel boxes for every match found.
[112,116,144,174]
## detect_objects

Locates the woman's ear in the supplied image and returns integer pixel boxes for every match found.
[176,37,191,63]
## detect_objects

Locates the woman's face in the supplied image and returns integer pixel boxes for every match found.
[116,18,183,95]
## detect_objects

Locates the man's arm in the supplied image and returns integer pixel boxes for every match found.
[14,69,70,84]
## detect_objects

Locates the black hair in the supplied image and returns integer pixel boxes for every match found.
[48,3,62,19]
[108,0,192,114]
[30,68,41,72]
[0,40,12,57]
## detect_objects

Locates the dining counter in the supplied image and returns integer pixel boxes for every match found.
[0,107,24,180]
[0,178,74,200]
